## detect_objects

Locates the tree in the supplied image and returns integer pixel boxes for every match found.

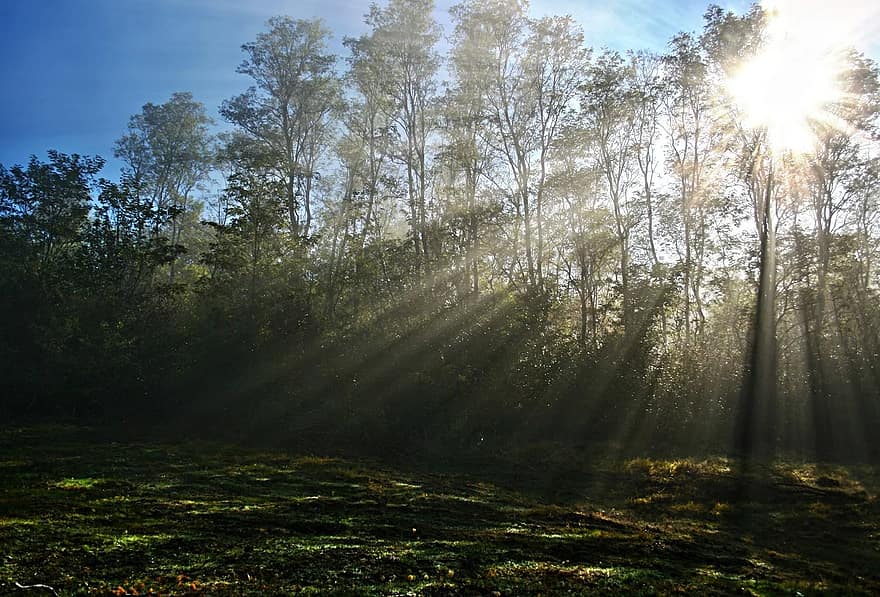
[631,51,663,268]
[0,152,176,417]
[549,143,616,351]
[221,17,340,240]
[444,0,499,299]
[700,5,778,458]
[661,34,717,348]
[342,33,396,258]
[582,51,639,333]
[470,0,536,291]
[115,92,213,282]
[0,151,103,275]
[361,0,441,274]
[526,15,590,289]
[792,51,880,455]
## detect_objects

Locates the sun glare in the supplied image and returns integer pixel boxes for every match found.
[725,0,872,152]
[727,43,840,152]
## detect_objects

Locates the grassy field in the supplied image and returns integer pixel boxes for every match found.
[1,427,878,595]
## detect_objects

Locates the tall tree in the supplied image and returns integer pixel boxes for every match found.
[631,51,663,268]
[445,0,498,298]
[362,0,441,274]
[661,34,715,347]
[582,51,638,332]
[702,4,778,458]
[221,17,340,240]
[342,33,396,257]
[115,92,213,282]
[526,15,590,288]
[473,0,537,290]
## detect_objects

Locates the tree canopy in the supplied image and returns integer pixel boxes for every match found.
[2,1,879,463]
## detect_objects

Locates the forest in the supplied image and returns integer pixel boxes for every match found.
[2,0,880,593]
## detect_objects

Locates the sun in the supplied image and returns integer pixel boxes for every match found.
[726,0,851,153]
[727,42,841,152]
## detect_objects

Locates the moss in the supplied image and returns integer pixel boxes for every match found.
[50,477,105,490]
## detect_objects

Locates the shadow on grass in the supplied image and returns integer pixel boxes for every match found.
[1,427,878,595]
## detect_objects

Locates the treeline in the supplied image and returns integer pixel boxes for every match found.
[1,0,879,462]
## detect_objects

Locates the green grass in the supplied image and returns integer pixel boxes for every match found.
[1,427,878,595]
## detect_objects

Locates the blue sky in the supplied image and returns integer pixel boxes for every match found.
[3,0,871,179]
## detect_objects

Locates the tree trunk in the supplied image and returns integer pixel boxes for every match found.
[736,167,777,461]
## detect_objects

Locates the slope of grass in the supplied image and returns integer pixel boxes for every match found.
[1,426,878,595]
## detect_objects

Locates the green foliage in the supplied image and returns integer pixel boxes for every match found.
[0,152,184,420]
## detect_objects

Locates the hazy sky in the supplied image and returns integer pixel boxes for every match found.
[0,0,872,177]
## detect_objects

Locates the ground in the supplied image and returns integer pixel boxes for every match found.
[1,427,878,596]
